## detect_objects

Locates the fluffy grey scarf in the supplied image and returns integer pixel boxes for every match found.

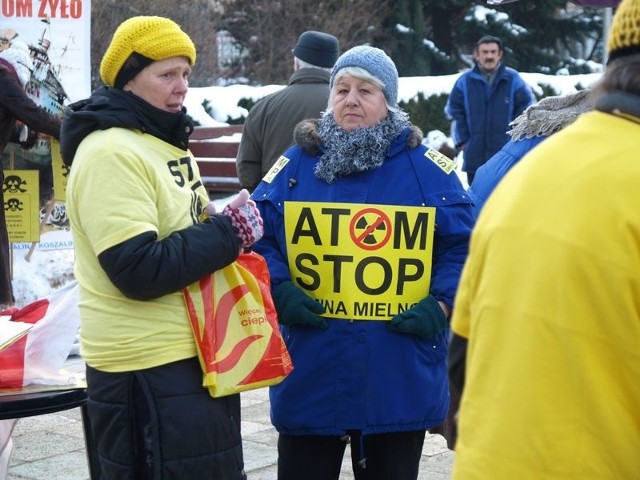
[313,110,412,183]
[508,89,595,141]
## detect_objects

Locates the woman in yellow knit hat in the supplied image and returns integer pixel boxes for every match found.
[60,16,262,479]
[450,0,640,478]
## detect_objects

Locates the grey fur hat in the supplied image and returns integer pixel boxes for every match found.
[330,45,398,106]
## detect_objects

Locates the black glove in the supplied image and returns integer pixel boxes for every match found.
[272,281,327,330]
[388,295,448,339]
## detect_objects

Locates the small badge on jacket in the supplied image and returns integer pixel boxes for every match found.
[424,149,456,175]
[263,155,290,183]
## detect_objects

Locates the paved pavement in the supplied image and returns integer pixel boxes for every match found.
[6,355,454,480]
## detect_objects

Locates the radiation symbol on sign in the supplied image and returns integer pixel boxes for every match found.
[349,207,392,251]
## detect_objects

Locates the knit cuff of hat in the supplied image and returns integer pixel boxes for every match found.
[114,52,154,89]
[607,45,640,64]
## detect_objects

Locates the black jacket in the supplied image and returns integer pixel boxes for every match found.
[60,87,240,300]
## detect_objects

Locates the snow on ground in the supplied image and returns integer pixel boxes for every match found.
[12,236,75,307]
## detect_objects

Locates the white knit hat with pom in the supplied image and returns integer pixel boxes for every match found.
[0,40,34,87]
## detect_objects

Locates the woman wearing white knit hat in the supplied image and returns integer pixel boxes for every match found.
[0,40,61,308]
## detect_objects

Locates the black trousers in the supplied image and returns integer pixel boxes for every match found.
[277,429,426,480]
[86,357,246,480]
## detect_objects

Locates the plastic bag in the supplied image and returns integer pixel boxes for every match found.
[183,252,293,397]
[0,281,80,388]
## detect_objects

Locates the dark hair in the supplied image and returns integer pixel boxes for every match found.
[114,52,153,89]
[594,53,640,97]
[475,35,503,51]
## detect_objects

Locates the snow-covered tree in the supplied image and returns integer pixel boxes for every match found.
[217,0,392,84]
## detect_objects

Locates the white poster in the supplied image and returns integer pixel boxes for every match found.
[1,0,91,105]
[1,0,90,224]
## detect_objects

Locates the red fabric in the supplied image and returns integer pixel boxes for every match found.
[0,300,49,388]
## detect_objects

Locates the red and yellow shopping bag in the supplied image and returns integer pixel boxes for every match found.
[183,251,293,397]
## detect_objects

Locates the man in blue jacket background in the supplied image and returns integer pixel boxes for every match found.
[445,35,533,185]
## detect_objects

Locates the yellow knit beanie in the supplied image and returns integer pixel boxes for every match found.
[607,0,640,63]
[100,16,196,88]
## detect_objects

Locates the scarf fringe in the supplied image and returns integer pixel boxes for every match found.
[508,89,595,141]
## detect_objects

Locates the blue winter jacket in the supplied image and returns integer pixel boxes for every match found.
[252,125,474,437]
[445,63,533,174]
[468,135,545,217]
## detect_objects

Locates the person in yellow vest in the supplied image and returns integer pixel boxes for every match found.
[60,16,262,479]
[449,0,640,478]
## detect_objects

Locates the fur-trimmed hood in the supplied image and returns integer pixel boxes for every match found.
[293,117,424,156]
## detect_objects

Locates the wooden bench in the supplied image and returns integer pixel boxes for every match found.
[189,126,243,196]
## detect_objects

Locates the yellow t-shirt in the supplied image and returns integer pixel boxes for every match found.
[452,111,640,479]
[66,127,210,371]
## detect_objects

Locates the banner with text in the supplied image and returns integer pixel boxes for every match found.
[4,170,39,243]
[1,0,91,103]
[284,201,436,321]
[2,0,90,238]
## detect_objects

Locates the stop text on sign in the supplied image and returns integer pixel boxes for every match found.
[284,201,436,320]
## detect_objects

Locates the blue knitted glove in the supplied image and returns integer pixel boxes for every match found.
[272,281,327,330]
[388,295,448,339]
